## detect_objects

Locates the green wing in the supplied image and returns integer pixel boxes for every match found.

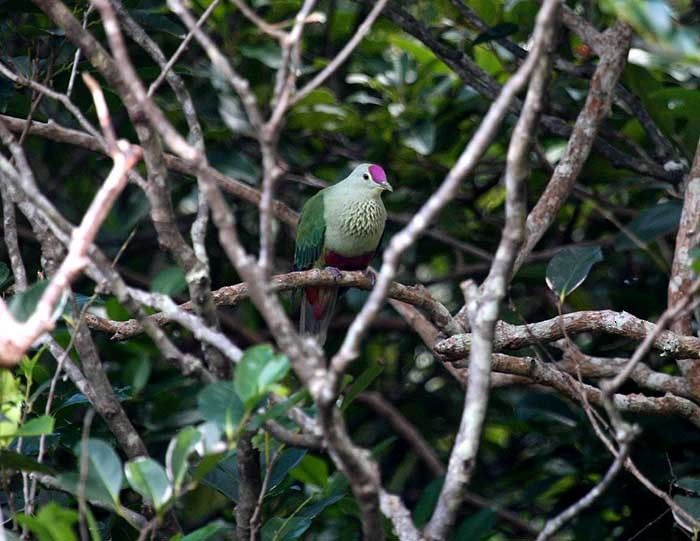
[294,190,326,270]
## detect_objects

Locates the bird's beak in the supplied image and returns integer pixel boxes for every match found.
[382,181,393,192]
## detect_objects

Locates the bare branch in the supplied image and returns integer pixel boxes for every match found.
[513,21,632,274]
[329,0,559,396]
[84,269,459,340]
[668,138,700,380]
[436,309,700,360]
[148,0,223,97]
[0,105,140,364]
[424,1,557,535]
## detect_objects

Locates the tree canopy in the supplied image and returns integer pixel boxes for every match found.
[0,0,699,540]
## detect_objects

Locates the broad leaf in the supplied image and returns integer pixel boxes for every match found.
[181,521,234,541]
[266,448,307,491]
[615,201,682,251]
[76,439,123,506]
[545,245,603,300]
[15,415,54,437]
[17,503,78,541]
[0,450,56,475]
[234,345,290,410]
[166,426,201,491]
[149,266,187,296]
[198,382,245,438]
[676,477,700,495]
[261,517,312,541]
[125,457,172,512]
[9,280,67,323]
[673,494,700,533]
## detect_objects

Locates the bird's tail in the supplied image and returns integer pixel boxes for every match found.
[300,286,338,346]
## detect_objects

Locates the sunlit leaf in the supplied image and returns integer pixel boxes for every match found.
[125,457,172,512]
[234,345,290,410]
[166,426,201,491]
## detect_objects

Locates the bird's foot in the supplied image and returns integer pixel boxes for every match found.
[324,266,343,282]
[363,268,377,287]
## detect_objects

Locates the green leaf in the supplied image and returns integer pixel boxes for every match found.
[0,369,23,447]
[239,43,282,69]
[267,448,307,491]
[249,389,307,431]
[150,266,188,296]
[614,201,682,251]
[75,439,123,506]
[691,247,700,275]
[545,245,603,300]
[0,450,56,475]
[180,521,234,541]
[341,362,383,412]
[234,345,290,410]
[413,477,444,528]
[200,452,238,501]
[403,121,436,155]
[451,509,495,540]
[672,494,700,532]
[125,457,173,512]
[9,280,67,323]
[676,477,700,495]
[261,517,312,541]
[197,382,245,438]
[16,415,54,437]
[473,23,519,45]
[290,454,328,488]
[166,426,201,491]
[17,503,78,541]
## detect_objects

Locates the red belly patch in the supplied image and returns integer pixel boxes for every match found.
[323,250,374,271]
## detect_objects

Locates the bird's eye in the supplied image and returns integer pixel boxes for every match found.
[363,173,370,180]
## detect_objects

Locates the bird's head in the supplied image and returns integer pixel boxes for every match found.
[345,163,393,196]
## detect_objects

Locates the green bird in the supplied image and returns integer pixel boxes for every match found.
[294,164,393,344]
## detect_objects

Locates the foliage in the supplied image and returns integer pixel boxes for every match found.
[0,0,699,539]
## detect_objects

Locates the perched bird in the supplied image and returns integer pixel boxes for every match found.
[294,164,393,344]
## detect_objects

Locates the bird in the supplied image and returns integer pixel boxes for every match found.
[294,163,393,345]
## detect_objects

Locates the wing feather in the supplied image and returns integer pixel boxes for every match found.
[294,191,326,271]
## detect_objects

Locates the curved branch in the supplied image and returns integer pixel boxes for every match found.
[84,269,459,340]
[436,309,700,359]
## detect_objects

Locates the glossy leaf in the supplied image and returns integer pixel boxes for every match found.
[166,426,201,491]
[261,517,312,541]
[125,457,173,512]
[545,245,603,300]
[197,382,245,438]
[234,344,290,410]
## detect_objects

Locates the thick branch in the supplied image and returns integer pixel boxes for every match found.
[435,309,700,360]
[85,269,459,340]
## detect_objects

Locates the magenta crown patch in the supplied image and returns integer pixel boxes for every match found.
[368,164,387,184]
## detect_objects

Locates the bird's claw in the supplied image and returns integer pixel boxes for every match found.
[363,268,377,287]
[325,266,343,282]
